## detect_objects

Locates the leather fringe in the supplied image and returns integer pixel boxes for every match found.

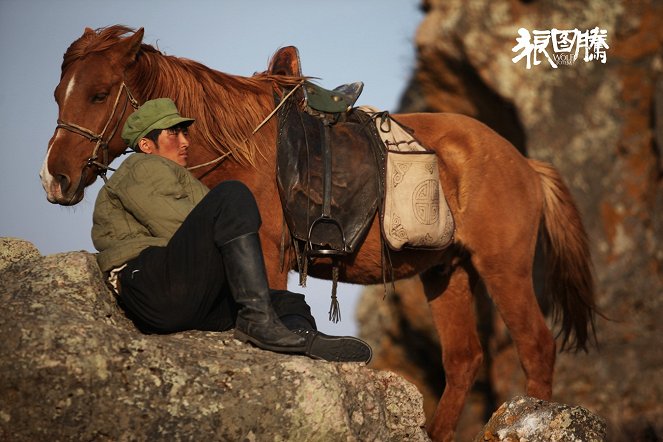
[328,265,341,323]
[299,241,308,288]
[380,234,396,300]
[279,216,287,273]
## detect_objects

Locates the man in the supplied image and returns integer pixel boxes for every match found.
[92,98,371,362]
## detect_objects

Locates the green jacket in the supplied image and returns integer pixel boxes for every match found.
[92,153,209,272]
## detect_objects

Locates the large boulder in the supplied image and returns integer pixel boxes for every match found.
[359,0,662,440]
[0,237,428,441]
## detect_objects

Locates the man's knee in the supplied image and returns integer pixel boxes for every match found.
[209,181,262,244]
[210,180,256,209]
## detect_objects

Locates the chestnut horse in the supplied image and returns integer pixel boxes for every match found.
[40,26,596,441]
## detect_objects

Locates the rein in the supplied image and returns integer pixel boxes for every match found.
[186,80,304,172]
[56,81,139,183]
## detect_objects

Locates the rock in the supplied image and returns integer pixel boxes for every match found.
[0,237,429,441]
[475,396,607,442]
[0,237,41,272]
[359,0,662,440]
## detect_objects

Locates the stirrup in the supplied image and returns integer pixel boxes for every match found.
[306,215,349,258]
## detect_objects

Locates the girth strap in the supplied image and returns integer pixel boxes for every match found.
[321,124,332,218]
[306,121,349,258]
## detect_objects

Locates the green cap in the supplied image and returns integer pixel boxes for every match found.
[122,98,194,149]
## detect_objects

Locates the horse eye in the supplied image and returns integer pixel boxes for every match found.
[91,93,109,103]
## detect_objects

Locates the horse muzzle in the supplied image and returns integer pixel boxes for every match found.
[41,170,86,206]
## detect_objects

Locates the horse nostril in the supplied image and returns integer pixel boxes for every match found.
[55,174,71,193]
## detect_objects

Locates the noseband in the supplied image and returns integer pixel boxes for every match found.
[56,82,139,183]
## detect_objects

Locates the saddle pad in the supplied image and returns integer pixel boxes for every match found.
[359,106,455,250]
[276,102,381,254]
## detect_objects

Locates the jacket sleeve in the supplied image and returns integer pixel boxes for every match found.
[116,157,202,240]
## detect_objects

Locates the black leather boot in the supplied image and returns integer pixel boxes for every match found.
[221,233,306,353]
[280,314,373,363]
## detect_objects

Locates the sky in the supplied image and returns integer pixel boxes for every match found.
[0,0,423,336]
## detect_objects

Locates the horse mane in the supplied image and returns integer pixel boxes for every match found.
[61,25,131,74]
[63,25,302,166]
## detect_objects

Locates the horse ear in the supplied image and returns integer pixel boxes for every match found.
[121,27,145,63]
[83,27,95,36]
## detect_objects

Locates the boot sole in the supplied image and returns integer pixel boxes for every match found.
[234,329,307,354]
[306,334,373,364]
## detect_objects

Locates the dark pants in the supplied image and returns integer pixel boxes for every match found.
[118,180,315,333]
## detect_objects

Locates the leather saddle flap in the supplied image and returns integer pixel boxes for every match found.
[276,102,380,253]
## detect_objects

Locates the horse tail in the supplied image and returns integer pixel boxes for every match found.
[529,159,598,352]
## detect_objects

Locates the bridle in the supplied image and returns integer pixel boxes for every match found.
[56,81,139,183]
[53,79,300,186]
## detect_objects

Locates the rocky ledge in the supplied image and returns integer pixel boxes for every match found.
[0,237,428,441]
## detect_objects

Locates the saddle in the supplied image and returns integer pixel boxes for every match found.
[269,47,454,318]
[270,47,382,261]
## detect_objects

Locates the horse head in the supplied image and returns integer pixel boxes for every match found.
[40,26,144,205]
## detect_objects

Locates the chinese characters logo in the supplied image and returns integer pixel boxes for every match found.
[512,27,609,69]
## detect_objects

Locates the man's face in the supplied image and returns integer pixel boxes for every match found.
[140,125,190,167]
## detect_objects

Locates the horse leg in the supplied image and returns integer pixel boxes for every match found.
[421,262,483,442]
[471,250,556,400]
